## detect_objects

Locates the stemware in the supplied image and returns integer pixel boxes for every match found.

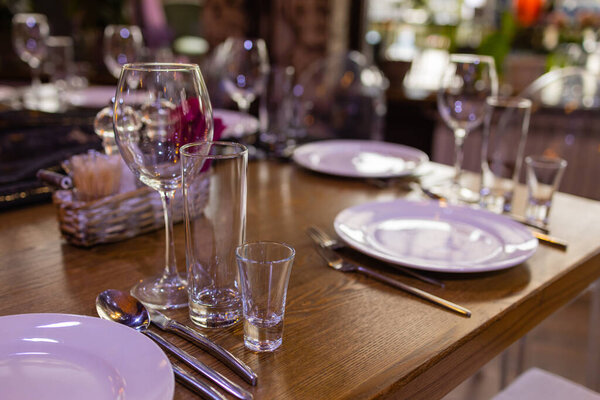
[12,13,50,103]
[436,53,498,201]
[103,25,143,79]
[220,37,269,117]
[113,63,213,309]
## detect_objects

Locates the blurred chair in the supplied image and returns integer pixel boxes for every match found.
[294,51,389,141]
[492,368,600,400]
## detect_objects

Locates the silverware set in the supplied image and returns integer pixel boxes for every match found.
[96,289,256,400]
[306,226,472,318]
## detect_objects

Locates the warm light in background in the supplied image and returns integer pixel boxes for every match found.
[514,0,546,27]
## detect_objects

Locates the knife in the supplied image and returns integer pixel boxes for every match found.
[147,330,253,400]
[148,308,258,386]
[531,231,568,251]
[172,364,228,400]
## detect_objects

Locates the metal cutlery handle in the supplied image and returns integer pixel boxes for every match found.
[355,265,472,318]
[392,265,445,288]
[169,320,258,385]
[173,364,228,400]
[144,330,253,400]
[531,231,568,251]
[507,213,550,234]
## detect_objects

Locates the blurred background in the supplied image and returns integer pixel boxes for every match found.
[1,0,599,202]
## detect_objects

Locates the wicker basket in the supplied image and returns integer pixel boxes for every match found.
[53,176,209,247]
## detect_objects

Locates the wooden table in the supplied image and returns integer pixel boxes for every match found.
[1,161,599,399]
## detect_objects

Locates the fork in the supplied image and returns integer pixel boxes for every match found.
[307,229,471,317]
[307,225,445,288]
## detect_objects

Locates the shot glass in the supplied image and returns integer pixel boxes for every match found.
[480,96,532,213]
[182,141,248,328]
[525,155,567,226]
[236,241,295,352]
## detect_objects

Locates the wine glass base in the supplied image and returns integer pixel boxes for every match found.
[131,274,188,310]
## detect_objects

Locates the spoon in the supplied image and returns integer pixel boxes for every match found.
[96,289,253,400]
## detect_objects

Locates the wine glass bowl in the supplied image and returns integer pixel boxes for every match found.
[220,37,269,113]
[103,25,143,79]
[12,13,50,102]
[435,54,498,201]
[113,63,213,309]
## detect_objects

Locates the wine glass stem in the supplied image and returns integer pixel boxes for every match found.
[453,128,467,187]
[237,99,251,114]
[31,64,42,90]
[160,189,178,279]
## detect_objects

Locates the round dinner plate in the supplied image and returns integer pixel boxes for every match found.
[334,199,538,273]
[214,109,259,138]
[292,139,428,178]
[0,313,174,400]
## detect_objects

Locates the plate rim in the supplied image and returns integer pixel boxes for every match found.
[214,108,259,138]
[292,139,429,178]
[0,312,174,400]
[333,199,537,273]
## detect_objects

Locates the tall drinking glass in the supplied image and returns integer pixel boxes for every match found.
[12,13,49,95]
[220,38,269,115]
[104,25,143,79]
[113,63,213,309]
[436,54,498,202]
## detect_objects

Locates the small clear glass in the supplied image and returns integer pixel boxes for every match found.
[236,241,295,352]
[182,142,248,328]
[525,155,567,226]
[45,36,74,90]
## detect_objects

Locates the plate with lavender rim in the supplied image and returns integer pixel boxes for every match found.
[334,199,537,273]
[0,313,174,400]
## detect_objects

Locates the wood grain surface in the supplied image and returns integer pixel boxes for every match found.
[0,161,599,400]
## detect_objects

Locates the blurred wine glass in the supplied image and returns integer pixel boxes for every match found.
[113,63,213,309]
[103,25,143,79]
[220,38,269,115]
[436,53,498,202]
[12,13,50,95]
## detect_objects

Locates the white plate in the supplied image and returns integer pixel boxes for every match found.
[214,109,259,138]
[334,199,537,273]
[0,313,174,400]
[292,139,428,178]
[68,86,116,109]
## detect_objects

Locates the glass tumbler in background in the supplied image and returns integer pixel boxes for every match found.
[259,65,295,152]
[182,141,248,328]
[480,96,532,213]
[236,241,295,352]
[525,155,567,226]
[45,36,74,90]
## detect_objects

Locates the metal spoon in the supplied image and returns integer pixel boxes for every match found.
[96,289,252,400]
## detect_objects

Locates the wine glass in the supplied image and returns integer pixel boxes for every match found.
[220,37,269,116]
[113,63,213,309]
[436,54,498,202]
[103,25,143,79]
[12,13,50,99]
